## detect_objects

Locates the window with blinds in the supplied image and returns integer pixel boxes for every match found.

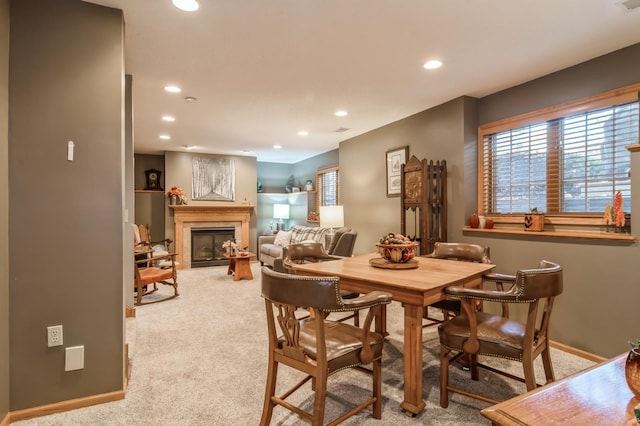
[479,85,639,217]
[316,165,339,207]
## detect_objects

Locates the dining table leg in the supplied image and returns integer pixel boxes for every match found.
[400,303,427,416]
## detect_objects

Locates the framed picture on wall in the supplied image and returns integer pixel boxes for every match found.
[192,157,236,201]
[386,146,408,197]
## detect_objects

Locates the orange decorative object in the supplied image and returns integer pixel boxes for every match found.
[614,191,625,228]
[625,348,640,399]
[469,213,479,228]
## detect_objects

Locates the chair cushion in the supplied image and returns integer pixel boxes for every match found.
[139,267,174,286]
[283,319,385,373]
[438,312,528,361]
[273,230,292,247]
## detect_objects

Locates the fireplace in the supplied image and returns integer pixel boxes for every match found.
[191,227,235,267]
[169,205,254,269]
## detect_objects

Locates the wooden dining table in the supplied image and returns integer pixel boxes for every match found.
[293,252,496,416]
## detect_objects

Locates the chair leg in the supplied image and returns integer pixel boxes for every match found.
[470,353,479,381]
[522,352,537,391]
[440,345,451,408]
[260,358,278,426]
[541,345,556,384]
[372,357,382,419]
[312,374,327,426]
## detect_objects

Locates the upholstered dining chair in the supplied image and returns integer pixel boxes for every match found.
[260,267,392,425]
[282,241,361,325]
[438,260,563,407]
[423,242,492,326]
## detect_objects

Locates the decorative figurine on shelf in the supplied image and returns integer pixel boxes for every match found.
[614,191,625,232]
[305,180,314,191]
[603,201,613,232]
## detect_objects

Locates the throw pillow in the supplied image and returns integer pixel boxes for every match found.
[273,230,292,247]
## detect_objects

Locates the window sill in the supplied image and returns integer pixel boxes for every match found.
[462,226,636,243]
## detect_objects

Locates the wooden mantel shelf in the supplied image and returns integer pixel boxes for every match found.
[170,204,255,269]
[169,204,254,213]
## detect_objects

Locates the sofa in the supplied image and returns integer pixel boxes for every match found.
[258,225,357,271]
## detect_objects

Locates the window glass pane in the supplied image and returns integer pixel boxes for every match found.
[483,100,636,215]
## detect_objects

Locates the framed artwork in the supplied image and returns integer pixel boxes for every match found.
[192,157,236,201]
[386,146,408,197]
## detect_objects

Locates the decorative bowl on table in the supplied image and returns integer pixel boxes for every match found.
[376,233,418,263]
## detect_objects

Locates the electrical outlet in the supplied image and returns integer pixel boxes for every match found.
[47,325,63,347]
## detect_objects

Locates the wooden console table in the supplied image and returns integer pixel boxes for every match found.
[481,353,639,425]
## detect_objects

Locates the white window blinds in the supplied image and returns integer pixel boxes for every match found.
[480,86,639,216]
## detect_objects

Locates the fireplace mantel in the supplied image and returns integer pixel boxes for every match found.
[169,205,254,269]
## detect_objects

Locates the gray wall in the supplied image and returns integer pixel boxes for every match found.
[340,44,640,358]
[257,149,338,194]
[9,0,125,410]
[164,152,258,252]
[0,0,9,421]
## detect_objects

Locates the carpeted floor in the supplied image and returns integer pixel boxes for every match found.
[14,263,596,425]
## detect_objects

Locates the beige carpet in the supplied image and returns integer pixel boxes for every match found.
[14,264,596,425]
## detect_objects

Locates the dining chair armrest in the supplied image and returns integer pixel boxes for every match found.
[483,272,516,284]
[340,291,393,312]
[444,285,531,304]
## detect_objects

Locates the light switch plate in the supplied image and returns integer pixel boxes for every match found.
[65,345,84,371]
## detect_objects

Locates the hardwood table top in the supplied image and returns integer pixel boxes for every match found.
[481,353,639,425]
[293,252,496,306]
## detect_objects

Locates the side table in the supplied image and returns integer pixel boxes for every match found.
[223,252,255,281]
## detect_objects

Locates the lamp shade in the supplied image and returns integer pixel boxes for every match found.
[273,204,290,220]
[320,205,344,228]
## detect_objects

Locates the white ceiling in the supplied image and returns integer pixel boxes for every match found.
[86,0,640,163]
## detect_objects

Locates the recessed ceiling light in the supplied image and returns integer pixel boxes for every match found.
[172,0,199,12]
[298,131,309,136]
[273,145,282,149]
[184,96,198,103]
[164,85,182,93]
[335,110,348,117]
[423,60,443,70]
[162,116,176,122]
[159,134,171,140]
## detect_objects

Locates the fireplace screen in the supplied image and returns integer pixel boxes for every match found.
[191,227,235,267]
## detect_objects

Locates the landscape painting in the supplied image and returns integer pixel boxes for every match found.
[192,157,235,201]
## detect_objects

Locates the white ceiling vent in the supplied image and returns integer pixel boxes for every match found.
[621,0,640,11]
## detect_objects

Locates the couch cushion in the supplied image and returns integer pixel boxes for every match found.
[290,225,329,247]
[274,230,293,247]
[260,244,283,258]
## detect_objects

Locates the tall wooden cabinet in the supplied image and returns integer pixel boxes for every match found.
[400,155,447,255]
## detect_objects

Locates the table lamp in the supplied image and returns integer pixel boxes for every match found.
[273,203,290,231]
[320,205,344,247]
